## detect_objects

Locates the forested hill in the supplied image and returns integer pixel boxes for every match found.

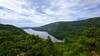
[33,17,100,40]
[0,24,27,35]
[0,18,99,56]
[0,24,63,56]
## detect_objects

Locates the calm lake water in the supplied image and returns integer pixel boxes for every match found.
[23,29,62,42]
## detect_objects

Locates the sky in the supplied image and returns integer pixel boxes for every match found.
[0,0,100,27]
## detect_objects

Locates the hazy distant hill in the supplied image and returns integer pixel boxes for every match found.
[33,17,100,40]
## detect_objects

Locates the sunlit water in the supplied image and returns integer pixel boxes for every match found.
[23,29,62,42]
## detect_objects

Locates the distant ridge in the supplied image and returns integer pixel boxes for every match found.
[32,17,100,40]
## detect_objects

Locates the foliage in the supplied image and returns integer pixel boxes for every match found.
[0,17,100,56]
[0,24,62,56]
[33,17,100,40]
[63,27,100,56]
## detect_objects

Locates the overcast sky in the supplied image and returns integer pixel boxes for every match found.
[0,0,100,27]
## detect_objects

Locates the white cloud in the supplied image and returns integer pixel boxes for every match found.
[0,0,100,27]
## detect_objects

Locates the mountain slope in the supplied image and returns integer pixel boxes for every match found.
[33,17,100,40]
[0,24,62,56]
[0,24,27,35]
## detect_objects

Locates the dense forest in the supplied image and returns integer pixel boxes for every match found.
[0,17,100,56]
[0,24,63,56]
[32,17,100,56]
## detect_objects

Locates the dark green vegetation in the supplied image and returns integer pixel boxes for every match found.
[33,17,100,40]
[0,24,26,35]
[33,17,100,56]
[0,17,100,56]
[0,24,63,56]
[64,27,100,56]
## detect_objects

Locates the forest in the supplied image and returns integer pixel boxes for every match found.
[0,17,100,56]
[0,24,63,56]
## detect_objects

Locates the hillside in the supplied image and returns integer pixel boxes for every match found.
[0,19,100,56]
[0,24,27,35]
[0,24,63,56]
[33,17,100,40]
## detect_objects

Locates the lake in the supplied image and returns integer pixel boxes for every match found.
[23,28,62,42]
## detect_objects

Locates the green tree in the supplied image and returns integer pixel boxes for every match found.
[80,27,100,56]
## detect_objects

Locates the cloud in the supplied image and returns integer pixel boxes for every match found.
[0,0,100,27]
